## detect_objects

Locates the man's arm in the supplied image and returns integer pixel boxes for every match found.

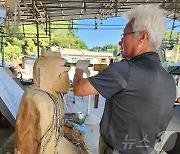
[73,68,99,96]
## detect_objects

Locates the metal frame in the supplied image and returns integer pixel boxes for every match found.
[0,0,179,63]
[0,0,179,25]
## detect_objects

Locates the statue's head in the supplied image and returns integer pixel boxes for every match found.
[33,51,70,95]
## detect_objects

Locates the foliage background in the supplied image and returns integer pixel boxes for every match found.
[0,21,179,64]
[0,21,88,63]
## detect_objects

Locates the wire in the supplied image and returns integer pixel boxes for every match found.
[34,90,64,153]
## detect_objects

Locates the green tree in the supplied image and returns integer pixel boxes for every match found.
[50,21,88,49]
[162,31,180,62]
[2,21,88,62]
[91,44,119,53]
[162,31,179,50]
[4,43,21,61]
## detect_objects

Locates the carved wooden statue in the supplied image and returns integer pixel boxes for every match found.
[15,51,89,154]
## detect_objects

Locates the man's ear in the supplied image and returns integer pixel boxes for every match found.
[138,31,148,43]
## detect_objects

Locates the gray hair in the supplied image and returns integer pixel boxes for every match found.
[124,4,166,50]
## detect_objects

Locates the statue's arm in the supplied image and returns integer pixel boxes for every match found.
[15,95,41,154]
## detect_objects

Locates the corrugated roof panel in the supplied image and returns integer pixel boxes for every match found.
[0,0,179,27]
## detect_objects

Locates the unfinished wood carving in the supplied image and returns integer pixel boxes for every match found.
[15,51,85,154]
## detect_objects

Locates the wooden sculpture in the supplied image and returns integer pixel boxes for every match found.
[15,51,90,154]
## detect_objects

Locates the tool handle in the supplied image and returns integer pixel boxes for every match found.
[66,63,93,67]
[94,94,99,108]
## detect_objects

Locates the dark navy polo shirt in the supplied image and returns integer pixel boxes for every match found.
[89,52,176,154]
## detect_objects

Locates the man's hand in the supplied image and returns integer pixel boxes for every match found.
[76,60,90,72]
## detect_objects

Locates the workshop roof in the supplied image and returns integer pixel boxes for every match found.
[1,0,179,26]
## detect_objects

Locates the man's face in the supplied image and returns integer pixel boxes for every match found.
[119,19,138,59]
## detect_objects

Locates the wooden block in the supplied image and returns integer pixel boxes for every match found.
[94,64,107,72]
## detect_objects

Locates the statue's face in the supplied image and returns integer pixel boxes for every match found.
[33,54,70,94]
[51,58,70,93]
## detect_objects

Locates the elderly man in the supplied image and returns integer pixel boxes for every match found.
[73,5,176,154]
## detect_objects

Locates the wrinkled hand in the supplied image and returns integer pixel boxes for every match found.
[76,60,90,72]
